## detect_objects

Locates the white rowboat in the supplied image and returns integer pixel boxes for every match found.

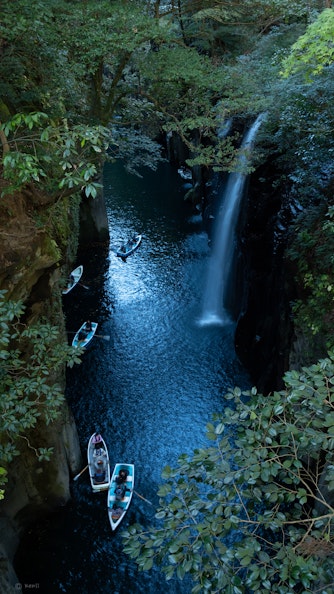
[116,234,142,259]
[87,433,111,493]
[62,265,83,295]
[107,463,134,530]
[72,321,98,348]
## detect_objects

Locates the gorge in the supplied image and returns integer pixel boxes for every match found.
[1,2,334,592]
[1,121,292,592]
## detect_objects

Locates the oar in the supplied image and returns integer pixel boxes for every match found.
[68,332,110,341]
[78,282,90,290]
[73,464,88,481]
[95,334,111,341]
[133,490,153,506]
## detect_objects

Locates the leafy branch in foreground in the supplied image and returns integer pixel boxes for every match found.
[0,112,110,198]
[281,8,334,81]
[287,203,334,356]
[123,353,334,593]
[0,291,82,470]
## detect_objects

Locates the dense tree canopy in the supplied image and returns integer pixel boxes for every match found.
[269,8,334,356]
[1,0,325,174]
[281,8,334,79]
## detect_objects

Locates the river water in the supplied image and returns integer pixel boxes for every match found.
[15,161,250,593]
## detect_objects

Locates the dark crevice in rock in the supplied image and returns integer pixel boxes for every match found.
[235,160,294,393]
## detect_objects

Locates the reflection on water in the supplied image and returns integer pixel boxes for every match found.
[15,162,250,593]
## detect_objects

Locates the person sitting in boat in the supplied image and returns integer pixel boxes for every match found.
[92,433,102,447]
[70,273,75,286]
[94,459,106,483]
[82,320,92,338]
[92,434,104,456]
[78,320,92,341]
[94,446,104,456]
[78,329,87,341]
[115,483,129,500]
[115,469,128,484]
[111,503,124,520]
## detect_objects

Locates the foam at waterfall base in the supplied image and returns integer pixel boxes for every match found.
[197,311,232,327]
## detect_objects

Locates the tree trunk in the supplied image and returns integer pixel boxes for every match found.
[0,126,10,156]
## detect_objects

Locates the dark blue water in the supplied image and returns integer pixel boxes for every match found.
[15,161,250,593]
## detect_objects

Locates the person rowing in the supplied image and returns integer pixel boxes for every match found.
[94,459,106,483]
[111,503,124,520]
[115,469,128,484]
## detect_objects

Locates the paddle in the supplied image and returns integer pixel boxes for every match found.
[68,332,110,341]
[78,282,90,290]
[133,490,153,506]
[73,464,88,481]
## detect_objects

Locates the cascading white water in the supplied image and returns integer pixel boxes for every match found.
[199,113,266,326]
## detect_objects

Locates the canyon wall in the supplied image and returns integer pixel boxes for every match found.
[0,180,109,590]
[234,159,294,393]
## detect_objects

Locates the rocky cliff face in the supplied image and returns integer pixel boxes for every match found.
[79,176,109,244]
[0,408,81,592]
[201,153,295,395]
[0,180,89,590]
[234,160,294,393]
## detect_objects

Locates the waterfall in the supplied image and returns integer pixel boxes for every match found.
[199,113,266,326]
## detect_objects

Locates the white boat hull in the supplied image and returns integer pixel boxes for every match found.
[107,463,134,530]
[62,265,83,294]
[72,321,98,348]
[116,235,142,258]
[87,433,111,493]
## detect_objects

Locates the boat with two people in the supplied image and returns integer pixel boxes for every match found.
[87,433,111,493]
[116,234,142,259]
[72,320,98,348]
[62,265,83,295]
[107,463,134,530]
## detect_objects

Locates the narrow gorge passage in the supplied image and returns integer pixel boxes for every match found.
[15,161,251,594]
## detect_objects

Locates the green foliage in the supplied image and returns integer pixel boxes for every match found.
[0,291,82,467]
[272,73,334,185]
[0,467,7,499]
[3,0,302,174]
[264,41,334,354]
[242,8,334,357]
[288,203,334,352]
[0,0,91,122]
[281,8,334,80]
[123,354,334,593]
[109,126,165,177]
[137,43,244,166]
[1,0,318,177]
[1,112,110,197]
[172,0,318,56]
